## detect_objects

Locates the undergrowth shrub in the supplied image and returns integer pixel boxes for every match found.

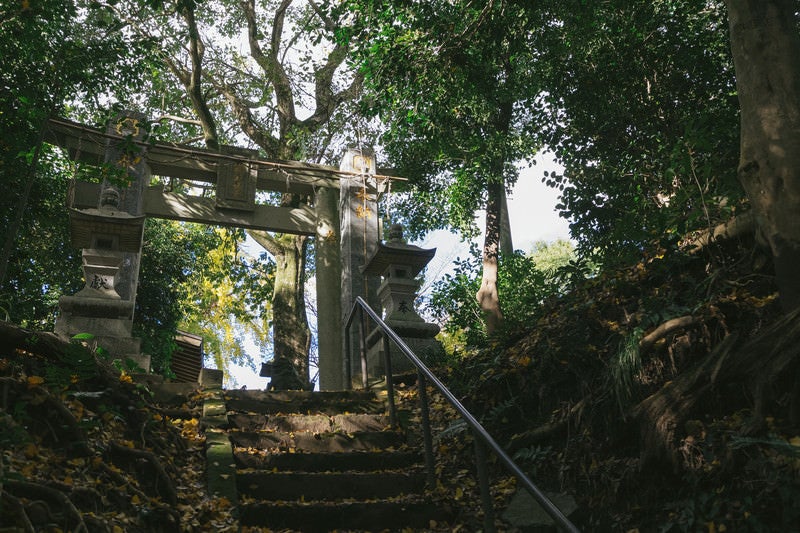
[429,245,566,347]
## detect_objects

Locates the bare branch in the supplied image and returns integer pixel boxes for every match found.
[241,0,297,134]
[156,114,203,126]
[307,0,336,32]
[216,82,281,156]
[638,316,700,354]
[181,4,220,149]
[300,38,364,132]
[248,229,283,257]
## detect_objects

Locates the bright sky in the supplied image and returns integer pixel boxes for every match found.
[227,152,571,388]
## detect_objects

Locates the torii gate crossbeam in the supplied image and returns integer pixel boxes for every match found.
[46,114,387,390]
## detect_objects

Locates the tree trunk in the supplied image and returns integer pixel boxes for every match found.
[726,0,800,311]
[248,229,311,389]
[0,117,49,288]
[477,179,505,335]
[499,186,514,256]
[272,234,311,385]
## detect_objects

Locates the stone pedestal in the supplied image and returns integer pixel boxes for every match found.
[55,244,149,370]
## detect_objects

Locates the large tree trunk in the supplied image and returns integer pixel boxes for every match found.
[726,0,800,311]
[272,234,311,384]
[248,228,311,390]
[476,96,514,335]
[477,179,505,335]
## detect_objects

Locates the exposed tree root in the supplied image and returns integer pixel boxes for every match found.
[108,440,178,505]
[0,376,92,456]
[638,315,700,354]
[96,459,180,527]
[0,321,78,361]
[508,397,589,452]
[3,479,88,533]
[632,307,800,468]
[684,210,757,253]
[0,491,36,533]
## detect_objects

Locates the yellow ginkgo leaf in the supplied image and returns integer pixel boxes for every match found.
[23,442,38,459]
[26,375,45,388]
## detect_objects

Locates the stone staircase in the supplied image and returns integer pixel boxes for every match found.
[202,386,451,532]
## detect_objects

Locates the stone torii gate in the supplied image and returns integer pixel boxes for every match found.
[46,113,386,390]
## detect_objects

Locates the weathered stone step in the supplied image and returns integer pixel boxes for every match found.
[239,500,450,532]
[228,430,406,453]
[237,471,426,500]
[224,389,385,415]
[227,412,390,433]
[239,502,447,532]
[234,449,422,472]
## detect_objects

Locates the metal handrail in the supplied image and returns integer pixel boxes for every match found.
[344,296,581,533]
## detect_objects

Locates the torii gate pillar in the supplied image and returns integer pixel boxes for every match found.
[314,185,343,390]
[339,149,381,387]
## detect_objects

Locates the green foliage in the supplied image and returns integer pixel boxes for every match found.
[513,445,555,479]
[134,220,271,373]
[528,240,576,275]
[609,327,645,413]
[42,335,101,386]
[430,243,573,346]
[176,227,275,379]
[345,0,544,238]
[535,0,740,265]
[0,148,83,329]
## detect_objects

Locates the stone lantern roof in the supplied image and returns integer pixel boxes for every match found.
[361,224,436,278]
[68,188,145,252]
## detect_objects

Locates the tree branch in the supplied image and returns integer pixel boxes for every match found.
[216,82,281,155]
[180,4,220,149]
[241,0,297,135]
[248,229,284,258]
[684,210,757,253]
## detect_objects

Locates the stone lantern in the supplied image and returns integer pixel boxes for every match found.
[55,187,149,370]
[362,224,444,374]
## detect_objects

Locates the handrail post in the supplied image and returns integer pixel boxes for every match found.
[358,307,368,389]
[382,333,397,428]
[474,436,496,533]
[417,370,436,488]
[344,315,352,390]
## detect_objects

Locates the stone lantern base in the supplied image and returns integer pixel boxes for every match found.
[365,319,445,375]
[53,248,149,372]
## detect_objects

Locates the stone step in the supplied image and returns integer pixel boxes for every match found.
[239,499,450,532]
[234,449,422,472]
[224,389,385,415]
[227,430,407,453]
[203,388,452,531]
[227,412,390,433]
[237,471,427,500]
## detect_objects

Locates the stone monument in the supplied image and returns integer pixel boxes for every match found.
[362,224,444,375]
[54,113,150,371]
[55,187,149,369]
